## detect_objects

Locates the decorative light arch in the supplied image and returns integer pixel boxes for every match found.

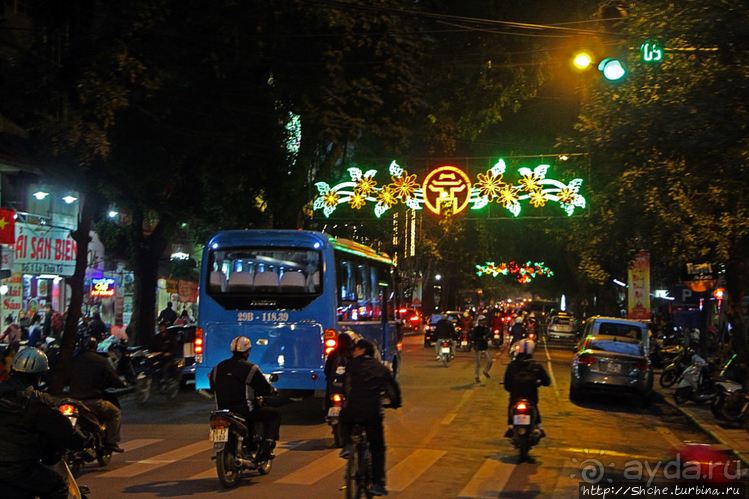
[313,158,586,218]
[476,261,554,284]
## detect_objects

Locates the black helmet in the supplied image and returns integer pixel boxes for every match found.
[354,339,375,357]
[82,336,99,352]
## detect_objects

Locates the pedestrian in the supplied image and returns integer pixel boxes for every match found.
[42,304,54,338]
[174,309,191,326]
[18,310,29,340]
[472,315,492,383]
[157,302,178,326]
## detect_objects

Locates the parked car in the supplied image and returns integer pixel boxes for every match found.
[396,307,423,335]
[547,312,578,341]
[570,317,653,405]
[423,311,462,347]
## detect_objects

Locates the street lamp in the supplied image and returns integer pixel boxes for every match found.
[435,274,442,281]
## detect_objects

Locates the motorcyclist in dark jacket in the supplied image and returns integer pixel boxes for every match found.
[503,339,550,438]
[210,336,281,461]
[434,315,457,359]
[339,339,401,497]
[509,317,528,345]
[324,332,354,411]
[68,336,127,453]
[0,348,89,499]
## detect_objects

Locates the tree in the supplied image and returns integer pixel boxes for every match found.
[562,0,749,362]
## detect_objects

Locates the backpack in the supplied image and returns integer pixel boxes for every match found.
[52,312,65,334]
[510,362,539,398]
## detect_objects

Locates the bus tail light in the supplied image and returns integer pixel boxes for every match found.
[195,328,204,363]
[324,329,337,355]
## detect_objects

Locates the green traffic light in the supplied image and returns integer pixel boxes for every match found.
[598,58,626,81]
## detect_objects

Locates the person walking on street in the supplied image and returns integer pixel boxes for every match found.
[157,302,178,326]
[472,315,493,383]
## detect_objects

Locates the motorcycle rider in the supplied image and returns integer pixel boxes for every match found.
[0,348,90,499]
[339,339,401,497]
[68,336,127,453]
[324,331,354,411]
[490,313,505,345]
[210,336,281,462]
[434,314,457,360]
[509,316,528,345]
[503,339,550,438]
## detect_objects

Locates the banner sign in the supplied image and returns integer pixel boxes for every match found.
[13,224,77,276]
[628,250,651,320]
[2,275,23,317]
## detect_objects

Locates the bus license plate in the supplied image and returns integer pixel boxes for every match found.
[210,428,228,443]
[327,407,341,418]
[513,414,531,425]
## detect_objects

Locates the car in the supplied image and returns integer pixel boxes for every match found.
[396,307,423,335]
[547,312,578,341]
[569,317,653,405]
[423,311,462,347]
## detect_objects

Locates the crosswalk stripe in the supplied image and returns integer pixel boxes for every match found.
[120,439,162,452]
[187,442,292,481]
[275,450,345,485]
[99,441,212,478]
[458,459,514,498]
[387,449,446,492]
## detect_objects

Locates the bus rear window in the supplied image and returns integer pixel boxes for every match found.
[208,248,322,297]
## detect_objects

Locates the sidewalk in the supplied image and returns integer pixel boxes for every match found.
[654,372,749,468]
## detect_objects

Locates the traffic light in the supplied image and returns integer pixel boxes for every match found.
[571,50,594,71]
[598,58,626,81]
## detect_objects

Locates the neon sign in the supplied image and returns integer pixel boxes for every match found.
[476,261,554,284]
[313,158,585,218]
[91,277,116,297]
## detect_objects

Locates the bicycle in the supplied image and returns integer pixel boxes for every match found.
[343,423,373,499]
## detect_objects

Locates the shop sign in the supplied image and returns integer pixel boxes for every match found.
[13,224,77,276]
[2,275,23,315]
[91,277,116,297]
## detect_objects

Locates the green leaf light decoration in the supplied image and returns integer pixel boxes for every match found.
[476,261,554,283]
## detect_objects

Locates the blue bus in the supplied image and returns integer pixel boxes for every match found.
[194,230,402,397]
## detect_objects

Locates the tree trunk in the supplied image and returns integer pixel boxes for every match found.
[725,261,748,382]
[48,193,94,395]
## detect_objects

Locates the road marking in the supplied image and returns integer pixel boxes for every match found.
[187,441,292,480]
[120,439,162,452]
[99,441,212,478]
[387,449,446,492]
[458,458,514,498]
[543,341,561,401]
[275,450,345,485]
[442,390,474,425]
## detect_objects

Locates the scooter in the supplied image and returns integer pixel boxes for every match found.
[491,328,503,348]
[437,340,454,366]
[673,354,717,405]
[659,347,689,388]
[710,355,746,420]
[209,400,277,488]
[59,396,117,477]
[133,351,184,405]
[508,399,541,463]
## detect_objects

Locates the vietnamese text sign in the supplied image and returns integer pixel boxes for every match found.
[13,224,77,276]
[628,250,651,320]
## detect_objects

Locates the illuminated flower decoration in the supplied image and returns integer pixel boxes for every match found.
[376,186,398,209]
[519,173,542,193]
[557,187,576,206]
[323,190,340,208]
[349,192,367,209]
[496,184,519,208]
[390,172,418,201]
[355,176,377,197]
[476,171,506,199]
[529,189,548,208]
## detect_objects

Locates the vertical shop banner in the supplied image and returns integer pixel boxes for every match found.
[2,275,23,319]
[628,250,651,320]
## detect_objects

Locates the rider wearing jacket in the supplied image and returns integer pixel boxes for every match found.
[0,348,89,499]
[210,336,281,461]
[68,336,127,453]
[503,339,550,438]
[509,317,528,345]
[339,339,401,497]
[434,315,457,359]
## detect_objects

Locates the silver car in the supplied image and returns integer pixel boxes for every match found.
[547,313,578,341]
[570,333,653,405]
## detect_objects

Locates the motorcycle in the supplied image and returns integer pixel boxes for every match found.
[456,328,472,352]
[0,459,89,498]
[326,392,344,447]
[209,390,278,488]
[491,328,503,348]
[710,355,746,421]
[59,396,117,477]
[98,335,144,384]
[508,399,541,463]
[437,340,454,366]
[133,351,184,405]
[673,354,717,405]
[659,347,689,388]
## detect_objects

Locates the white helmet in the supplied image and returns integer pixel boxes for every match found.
[515,339,536,355]
[477,315,486,322]
[515,317,523,324]
[11,348,49,374]
[230,336,252,353]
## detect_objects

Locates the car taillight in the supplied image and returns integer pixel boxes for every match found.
[425,325,432,331]
[632,361,649,371]
[410,316,419,322]
[60,404,76,416]
[515,402,527,411]
[577,355,597,366]
[194,328,204,356]
[324,329,337,355]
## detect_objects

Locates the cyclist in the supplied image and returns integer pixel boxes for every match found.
[339,339,401,496]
